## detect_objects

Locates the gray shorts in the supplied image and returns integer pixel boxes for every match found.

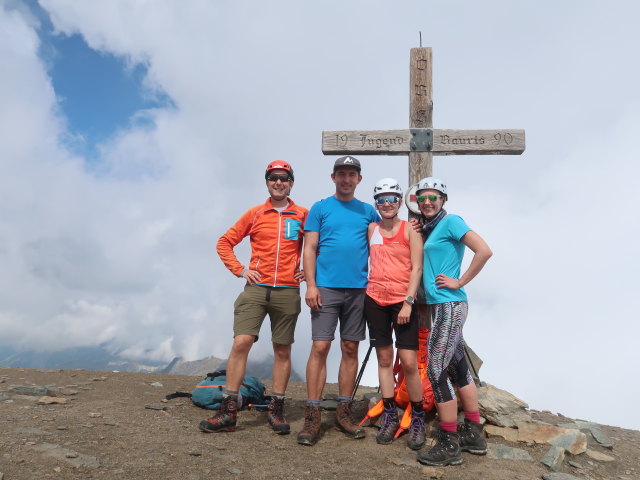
[310,287,366,342]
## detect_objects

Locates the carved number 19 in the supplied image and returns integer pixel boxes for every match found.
[335,134,348,146]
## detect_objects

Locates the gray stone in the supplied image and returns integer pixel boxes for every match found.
[585,449,614,462]
[486,443,533,461]
[59,388,80,396]
[150,382,163,388]
[362,392,380,402]
[541,446,565,471]
[477,383,531,427]
[549,431,588,455]
[568,461,583,469]
[558,421,613,449]
[542,474,586,480]
[227,467,243,474]
[8,385,55,396]
[320,399,338,411]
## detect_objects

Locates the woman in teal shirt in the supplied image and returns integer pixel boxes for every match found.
[414,177,493,468]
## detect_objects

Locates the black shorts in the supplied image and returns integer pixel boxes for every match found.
[364,294,418,350]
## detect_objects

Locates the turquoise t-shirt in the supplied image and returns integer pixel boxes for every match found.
[305,196,379,288]
[423,214,471,304]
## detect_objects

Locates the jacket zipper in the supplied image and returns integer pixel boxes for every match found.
[273,212,282,287]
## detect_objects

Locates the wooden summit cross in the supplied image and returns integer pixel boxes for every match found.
[322,47,525,329]
[322,47,525,201]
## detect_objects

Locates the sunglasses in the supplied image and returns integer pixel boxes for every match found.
[267,174,292,183]
[416,194,442,203]
[374,195,401,206]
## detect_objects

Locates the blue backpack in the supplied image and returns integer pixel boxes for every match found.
[167,370,267,410]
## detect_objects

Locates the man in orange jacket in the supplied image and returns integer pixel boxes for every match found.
[199,161,308,435]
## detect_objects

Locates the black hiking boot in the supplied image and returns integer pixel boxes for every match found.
[297,405,321,446]
[267,396,290,435]
[335,400,365,439]
[459,418,487,455]
[406,411,426,451]
[417,429,463,466]
[199,396,237,433]
[376,408,399,445]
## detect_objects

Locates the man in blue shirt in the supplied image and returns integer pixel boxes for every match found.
[297,156,379,446]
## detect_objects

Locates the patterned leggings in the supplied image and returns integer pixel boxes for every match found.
[427,301,474,404]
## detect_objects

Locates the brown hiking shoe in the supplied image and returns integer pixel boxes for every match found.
[267,396,290,435]
[458,418,487,455]
[297,405,321,446]
[199,396,237,433]
[335,401,365,439]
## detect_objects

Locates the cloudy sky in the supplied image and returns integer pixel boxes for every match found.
[1,0,638,429]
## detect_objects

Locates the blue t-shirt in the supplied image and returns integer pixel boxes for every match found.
[423,214,471,304]
[305,196,379,288]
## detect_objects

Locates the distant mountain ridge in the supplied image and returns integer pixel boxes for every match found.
[0,345,302,381]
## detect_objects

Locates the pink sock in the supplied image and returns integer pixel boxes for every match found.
[465,411,481,424]
[440,421,457,433]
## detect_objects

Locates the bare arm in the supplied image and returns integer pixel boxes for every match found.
[398,224,424,324]
[435,230,492,290]
[303,231,322,310]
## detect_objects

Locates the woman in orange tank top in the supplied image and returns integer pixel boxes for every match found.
[364,178,425,449]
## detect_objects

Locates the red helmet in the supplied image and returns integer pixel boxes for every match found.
[265,161,294,181]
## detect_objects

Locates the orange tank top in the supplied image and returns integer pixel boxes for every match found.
[366,221,411,306]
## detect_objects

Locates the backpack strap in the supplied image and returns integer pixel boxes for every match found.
[165,391,192,400]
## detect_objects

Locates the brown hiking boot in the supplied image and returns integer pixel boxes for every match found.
[458,418,487,455]
[199,396,237,433]
[267,396,290,435]
[297,405,321,446]
[335,401,365,439]
[417,429,463,466]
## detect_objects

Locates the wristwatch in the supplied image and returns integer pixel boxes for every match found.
[404,296,415,305]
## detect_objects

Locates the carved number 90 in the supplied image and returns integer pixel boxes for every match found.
[494,132,513,145]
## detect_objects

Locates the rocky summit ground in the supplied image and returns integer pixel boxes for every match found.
[1,367,638,480]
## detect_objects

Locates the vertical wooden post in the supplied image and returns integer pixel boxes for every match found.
[409,48,433,183]
[409,47,433,329]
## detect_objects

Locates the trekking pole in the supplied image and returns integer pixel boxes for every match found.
[463,341,482,385]
[351,344,374,401]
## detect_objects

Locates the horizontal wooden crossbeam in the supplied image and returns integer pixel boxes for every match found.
[322,129,525,155]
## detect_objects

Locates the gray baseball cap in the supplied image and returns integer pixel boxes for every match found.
[333,156,361,172]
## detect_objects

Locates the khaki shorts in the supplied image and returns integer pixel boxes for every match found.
[233,284,301,345]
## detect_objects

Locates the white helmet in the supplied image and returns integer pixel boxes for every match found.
[416,177,447,197]
[373,178,403,198]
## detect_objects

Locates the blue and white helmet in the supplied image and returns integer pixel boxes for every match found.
[373,178,403,198]
[416,177,447,197]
